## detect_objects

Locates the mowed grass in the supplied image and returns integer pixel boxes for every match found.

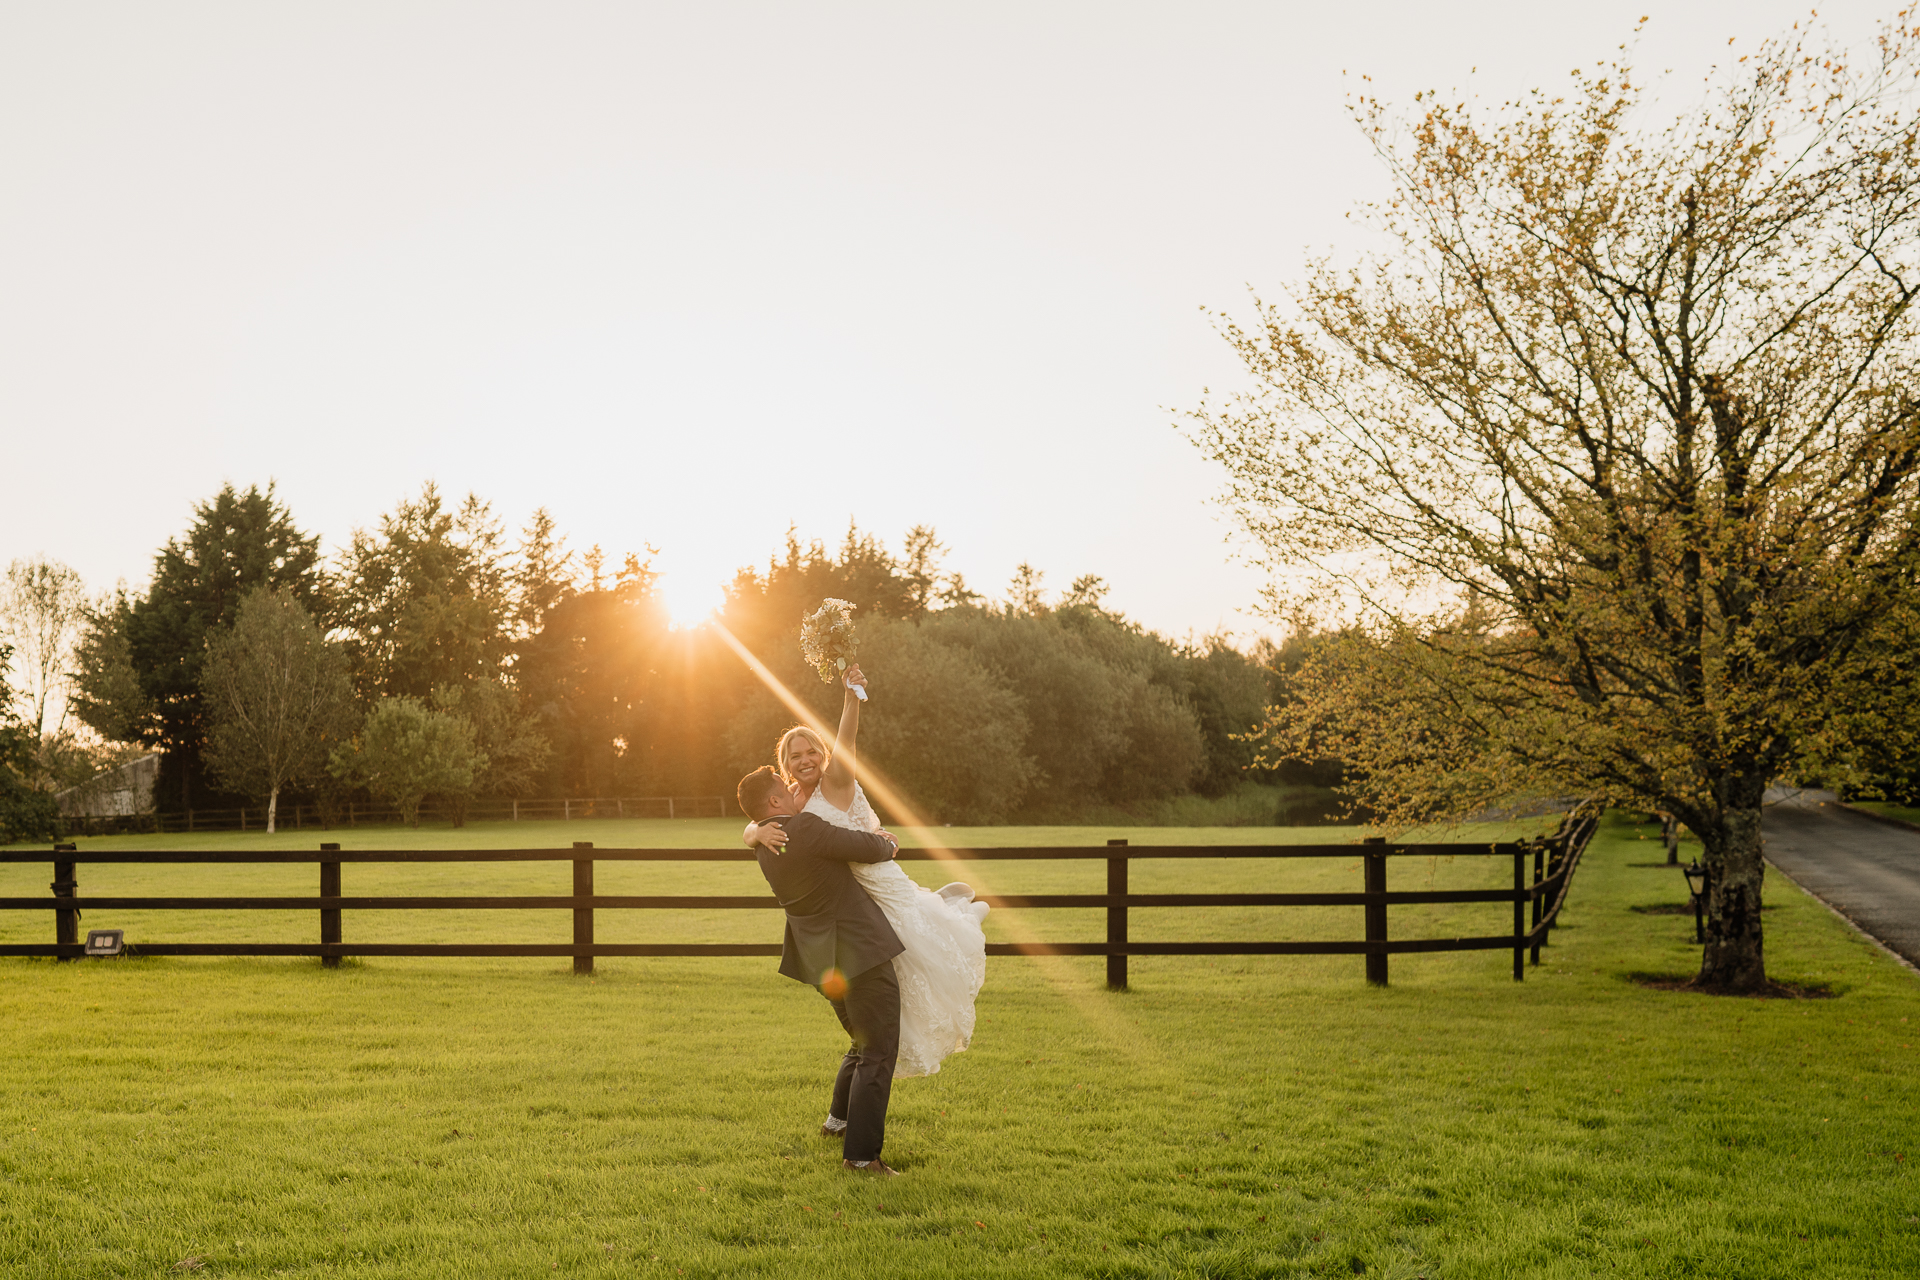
[1849,801,1920,830]
[0,814,1916,1279]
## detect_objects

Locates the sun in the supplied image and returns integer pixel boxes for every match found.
[657,572,720,630]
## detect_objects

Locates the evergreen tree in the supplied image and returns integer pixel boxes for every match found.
[512,507,574,642]
[719,523,939,658]
[124,483,323,810]
[333,484,514,699]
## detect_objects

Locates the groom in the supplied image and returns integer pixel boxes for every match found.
[737,765,906,1177]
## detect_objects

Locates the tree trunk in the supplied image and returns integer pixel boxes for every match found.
[267,786,279,835]
[1695,803,1768,992]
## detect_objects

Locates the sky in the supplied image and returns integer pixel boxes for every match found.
[0,1,1892,639]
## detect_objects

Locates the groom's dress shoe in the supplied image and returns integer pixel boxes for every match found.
[819,1121,847,1138]
[843,1158,900,1177]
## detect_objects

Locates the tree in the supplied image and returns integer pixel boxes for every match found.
[333,484,515,700]
[1173,634,1274,797]
[512,507,574,642]
[1005,564,1048,616]
[1819,595,1920,803]
[430,677,551,826]
[719,523,957,658]
[899,525,948,614]
[200,588,356,833]
[0,644,58,843]
[724,616,1037,823]
[69,587,155,748]
[328,697,485,828]
[0,556,86,748]
[520,546,749,799]
[125,483,324,809]
[1187,19,1920,992]
[722,605,1215,822]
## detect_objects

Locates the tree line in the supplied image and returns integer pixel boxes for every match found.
[1,482,1300,836]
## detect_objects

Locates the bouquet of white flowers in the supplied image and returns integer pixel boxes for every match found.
[799,598,866,702]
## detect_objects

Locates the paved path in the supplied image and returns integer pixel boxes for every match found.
[1764,791,1920,969]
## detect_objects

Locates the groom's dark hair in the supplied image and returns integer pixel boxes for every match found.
[737,766,786,820]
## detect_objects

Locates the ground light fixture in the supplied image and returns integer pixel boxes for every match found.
[84,929,124,957]
[1681,859,1709,944]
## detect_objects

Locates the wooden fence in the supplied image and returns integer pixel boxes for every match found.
[1,807,1596,988]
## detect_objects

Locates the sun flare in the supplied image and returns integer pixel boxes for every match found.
[657,573,720,630]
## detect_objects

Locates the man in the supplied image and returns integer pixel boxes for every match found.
[737,765,906,1177]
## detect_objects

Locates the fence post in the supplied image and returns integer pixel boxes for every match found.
[1512,850,1526,981]
[52,843,78,960]
[1530,845,1546,965]
[564,799,570,821]
[1363,836,1388,986]
[319,843,342,968]
[1106,838,1127,991]
[1548,834,1566,932]
[574,841,594,976]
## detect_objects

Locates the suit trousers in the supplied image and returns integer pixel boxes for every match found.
[822,959,900,1163]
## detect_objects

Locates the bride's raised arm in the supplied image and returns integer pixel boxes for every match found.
[819,663,867,809]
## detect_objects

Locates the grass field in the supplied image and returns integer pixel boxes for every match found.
[1848,800,1920,830]
[2,813,1917,1278]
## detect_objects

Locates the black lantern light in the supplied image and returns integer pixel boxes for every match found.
[1681,859,1709,944]
[84,929,124,957]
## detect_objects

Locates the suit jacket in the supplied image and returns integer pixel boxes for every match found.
[754,811,904,986]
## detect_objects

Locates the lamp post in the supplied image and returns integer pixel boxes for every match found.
[1682,859,1709,945]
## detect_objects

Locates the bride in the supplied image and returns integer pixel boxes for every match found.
[743,664,989,1082]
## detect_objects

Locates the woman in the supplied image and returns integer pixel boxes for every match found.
[743,664,989,1080]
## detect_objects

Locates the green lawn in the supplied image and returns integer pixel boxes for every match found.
[1,813,1916,1278]
[1846,801,1920,830]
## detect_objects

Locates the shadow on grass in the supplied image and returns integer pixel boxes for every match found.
[1624,970,1838,998]
[1629,903,1777,915]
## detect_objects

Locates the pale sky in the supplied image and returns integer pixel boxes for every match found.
[0,2,1889,638]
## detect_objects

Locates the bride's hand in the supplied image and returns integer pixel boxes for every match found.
[745,821,788,855]
[843,664,867,694]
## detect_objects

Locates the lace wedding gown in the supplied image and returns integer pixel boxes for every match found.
[804,783,989,1077]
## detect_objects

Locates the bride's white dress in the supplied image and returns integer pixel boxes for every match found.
[805,782,989,1077]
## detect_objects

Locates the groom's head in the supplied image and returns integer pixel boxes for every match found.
[737,766,797,821]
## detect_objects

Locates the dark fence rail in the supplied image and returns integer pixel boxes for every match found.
[2,807,1597,988]
[59,796,733,836]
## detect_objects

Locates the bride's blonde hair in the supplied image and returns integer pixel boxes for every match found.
[775,726,830,783]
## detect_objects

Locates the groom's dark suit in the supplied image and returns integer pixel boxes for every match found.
[754,812,904,1163]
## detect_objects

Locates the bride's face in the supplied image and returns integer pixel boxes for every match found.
[785,736,826,786]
